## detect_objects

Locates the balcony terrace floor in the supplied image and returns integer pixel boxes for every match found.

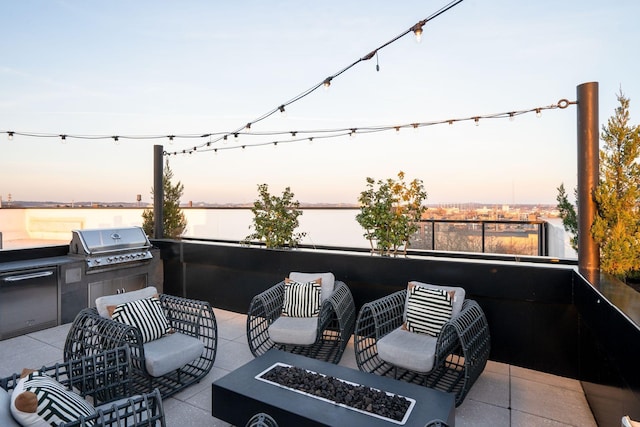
[0,308,597,427]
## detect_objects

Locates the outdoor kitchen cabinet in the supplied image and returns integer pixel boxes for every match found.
[0,266,58,339]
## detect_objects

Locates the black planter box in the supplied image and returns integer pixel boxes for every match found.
[212,349,455,426]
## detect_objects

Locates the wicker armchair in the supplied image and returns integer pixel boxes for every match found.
[247,273,356,364]
[0,346,165,427]
[354,283,490,407]
[64,290,217,398]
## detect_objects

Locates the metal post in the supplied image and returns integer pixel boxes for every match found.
[153,145,164,239]
[576,82,600,276]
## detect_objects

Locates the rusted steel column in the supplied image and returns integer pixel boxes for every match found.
[153,145,164,239]
[576,82,600,275]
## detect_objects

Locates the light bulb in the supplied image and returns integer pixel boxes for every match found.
[323,77,332,90]
[412,24,424,43]
[412,123,419,133]
[223,135,228,144]
[535,108,542,118]
[8,132,14,141]
[474,117,480,126]
[349,129,357,139]
[509,113,515,122]
[279,105,287,118]
[395,126,400,136]
[60,134,67,144]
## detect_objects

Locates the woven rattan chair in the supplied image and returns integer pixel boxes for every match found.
[247,272,356,364]
[354,282,490,407]
[0,346,166,427]
[64,291,217,398]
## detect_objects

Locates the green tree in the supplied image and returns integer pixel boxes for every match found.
[556,183,578,252]
[142,159,187,238]
[592,92,640,279]
[356,171,427,256]
[246,184,305,249]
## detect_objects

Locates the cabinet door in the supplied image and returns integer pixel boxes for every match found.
[88,274,148,306]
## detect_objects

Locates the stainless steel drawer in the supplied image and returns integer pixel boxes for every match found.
[0,267,58,340]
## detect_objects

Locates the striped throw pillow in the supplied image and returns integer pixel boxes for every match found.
[281,278,322,318]
[403,283,454,337]
[10,372,96,426]
[110,296,172,343]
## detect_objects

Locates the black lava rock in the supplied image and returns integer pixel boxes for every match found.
[260,365,410,422]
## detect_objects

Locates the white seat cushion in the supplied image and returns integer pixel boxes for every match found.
[143,332,204,377]
[95,286,159,318]
[268,316,318,346]
[377,327,438,373]
[289,272,335,301]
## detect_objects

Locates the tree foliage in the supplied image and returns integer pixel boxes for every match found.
[556,183,578,252]
[246,184,305,249]
[356,171,427,256]
[591,92,640,279]
[142,159,187,238]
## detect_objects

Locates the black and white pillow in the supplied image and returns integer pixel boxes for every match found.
[110,296,172,343]
[403,283,454,337]
[281,278,322,318]
[10,372,96,426]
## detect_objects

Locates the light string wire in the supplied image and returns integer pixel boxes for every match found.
[1,0,464,149]
[166,99,576,155]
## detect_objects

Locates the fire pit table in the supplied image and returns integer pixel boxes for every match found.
[212,349,455,426]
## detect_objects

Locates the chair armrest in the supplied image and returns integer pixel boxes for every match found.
[159,293,217,338]
[63,388,166,427]
[248,282,285,324]
[319,281,356,338]
[356,290,406,340]
[435,299,491,372]
[64,308,144,367]
[1,346,132,407]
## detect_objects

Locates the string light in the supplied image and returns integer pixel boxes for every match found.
[1,98,576,156]
[474,117,480,126]
[412,23,425,43]
[279,105,287,117]
[509,112,515,121]
[535,108,542,118]
[2,0,467,154]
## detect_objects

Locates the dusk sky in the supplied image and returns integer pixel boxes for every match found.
[1,1,638,206]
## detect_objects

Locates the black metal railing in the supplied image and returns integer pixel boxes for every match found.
[411,219,548,256]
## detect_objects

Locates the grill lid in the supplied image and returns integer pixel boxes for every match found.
[69,227,153,270]
[70,226,151,255]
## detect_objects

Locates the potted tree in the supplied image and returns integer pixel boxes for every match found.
[356,172,427,256]
[245,184,306,249]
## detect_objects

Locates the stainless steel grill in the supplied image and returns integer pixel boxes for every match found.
[69,226,153,272]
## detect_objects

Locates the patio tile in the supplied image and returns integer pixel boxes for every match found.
[214,338,255,372]
[484,360,510,376]
[465,369,510,408]
[510,365,583,393]
[172,366,230,403]
[162,398,231,427]
[455,399,510,427]
[0,336,63,377]
[27,323,71,349]
[213,307,244,323]
[216,313,248,341]
[511,376,596,427]
[511,409,578,427]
